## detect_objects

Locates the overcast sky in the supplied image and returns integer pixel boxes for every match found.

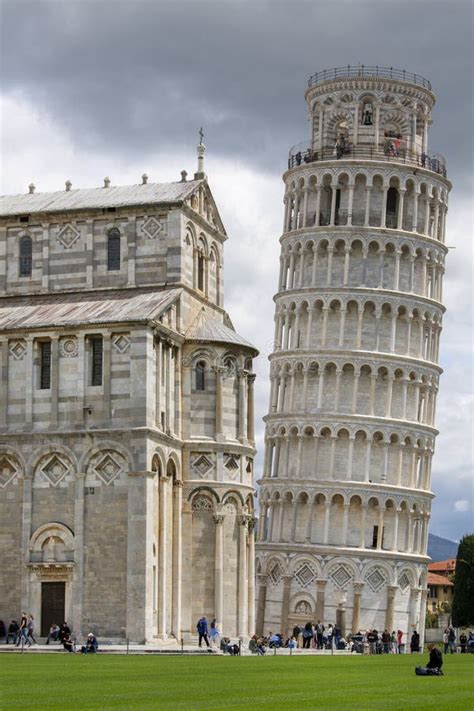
[1,0,473,541]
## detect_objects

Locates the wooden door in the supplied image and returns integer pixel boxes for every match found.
[41,582,65,636]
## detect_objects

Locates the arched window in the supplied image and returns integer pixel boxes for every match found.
[19,236,32,277]
[107,229,121,271]
[386,187,399,227]
[197,252,204,291]
[195,361,206,391]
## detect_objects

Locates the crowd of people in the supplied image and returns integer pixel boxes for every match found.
[1,615,98,654]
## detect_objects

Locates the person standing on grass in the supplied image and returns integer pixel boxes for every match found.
[410,630,420,653]
[459,632,467,653]
[448,626,456,654]
[316,621,324,650]
[292,624,301,647]
[197,616,210,648]
[397,629,404,654]
[443,628,449,654]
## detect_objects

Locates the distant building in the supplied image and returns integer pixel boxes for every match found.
[0,146,258,643]
[428,558,456,579]
[427,572,453,613]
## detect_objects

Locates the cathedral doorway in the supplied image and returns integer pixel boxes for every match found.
[41,582,65,636]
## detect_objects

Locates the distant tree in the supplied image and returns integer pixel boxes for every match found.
[452,534,474,627]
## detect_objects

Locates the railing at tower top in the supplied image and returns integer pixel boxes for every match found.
[287,141,447,177]
[307,65,432,91]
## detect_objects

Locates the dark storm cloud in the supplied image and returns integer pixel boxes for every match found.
[1,0,473,183]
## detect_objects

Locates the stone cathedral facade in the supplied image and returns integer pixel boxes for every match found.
[256,67,450,644]
[0,148,257,643]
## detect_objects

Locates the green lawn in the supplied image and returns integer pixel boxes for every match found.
[0,653,471,710]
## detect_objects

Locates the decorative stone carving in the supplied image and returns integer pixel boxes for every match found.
[329,564,354,590]
[295,600,312,614]
[295,562,317,588]
[38,454,72,487]
[112,334,130,354]
[142,216,164,239]
[366,567,388,593]
[398,571,411,593]
[268,560,284,586]
[57,223,81,249]
[192,454,213,478]
[59,337,78,358]
[9,340,26,361]
[224,454,240,479]
[192,495,214,512]
[0,455,19,488]
[91,451,125,486]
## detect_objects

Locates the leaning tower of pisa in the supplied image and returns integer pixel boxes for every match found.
[256,66,450,644]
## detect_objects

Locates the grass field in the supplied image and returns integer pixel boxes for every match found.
[0,653,472,710]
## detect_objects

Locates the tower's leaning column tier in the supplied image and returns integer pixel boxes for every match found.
[256,66,451,640]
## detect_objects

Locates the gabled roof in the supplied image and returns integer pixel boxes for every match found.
[0,289,181,330]
[0,180,203,217]
[427,572,454,587]
[185,307,258,353]
[428,559,456,572]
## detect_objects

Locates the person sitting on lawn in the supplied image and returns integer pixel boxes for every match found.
[81,633,98,654]
[415,644,443,675]
[59,622,71,643]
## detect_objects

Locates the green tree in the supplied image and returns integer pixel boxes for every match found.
[452,534,474,627]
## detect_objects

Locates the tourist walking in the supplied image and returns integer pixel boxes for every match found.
[396,629,404,653]
[196,616,210,648]
[27,614,36,645]
[443,628,449,654]
[15,612,30,647]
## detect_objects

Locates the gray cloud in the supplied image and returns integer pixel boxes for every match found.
[2,0,473,183]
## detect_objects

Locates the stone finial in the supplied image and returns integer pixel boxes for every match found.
[103,177,111,188]
[65,180,72,191]
[28,183,35,194]
[180,170,188,183]
[141,173,148,185]
[194,129,206,180]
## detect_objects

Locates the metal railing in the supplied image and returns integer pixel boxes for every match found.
[287,142,447,177]
[308,65,432,90]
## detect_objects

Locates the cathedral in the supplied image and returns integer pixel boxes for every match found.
[256,66,450,646]
[0,144,257,643]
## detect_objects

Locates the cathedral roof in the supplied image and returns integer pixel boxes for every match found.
[185,307,258,353]
[0,288,181,330]
[0,180,203,216]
